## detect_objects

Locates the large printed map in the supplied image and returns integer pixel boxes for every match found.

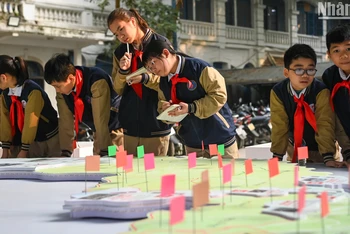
[0,157,349,234]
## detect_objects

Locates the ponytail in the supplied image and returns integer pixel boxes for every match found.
[13,56,29,86]
[0,55,28,86]
[129,8,149,33]
[107,8,150,33]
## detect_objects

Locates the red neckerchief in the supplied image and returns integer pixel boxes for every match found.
[9,95,24,136]
[292,94,318,163]
[330,80,350,111]
[170,74,190,104]
[71,69,84,146]
[131,49,143,99]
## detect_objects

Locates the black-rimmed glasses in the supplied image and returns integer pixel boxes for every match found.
[289,68,317,76]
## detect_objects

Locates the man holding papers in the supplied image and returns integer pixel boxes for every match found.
[142,39,239,158]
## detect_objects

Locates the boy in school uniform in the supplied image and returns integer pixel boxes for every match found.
[270,44,344,167]
[44,54,122,157]
[141,39,239,158]
[322,23,350,164]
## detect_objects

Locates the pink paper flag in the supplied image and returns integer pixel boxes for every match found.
[245,159,253,175]
[124,154,133,173]
[223,163,232,184]
[294,165,299,187]
[320,191,329,218]
[298,185,306,213]
[268,157,279,178]
[160,174,176,197]
[85,155,100,171]
[297,146,309,160]
[209,144,218,156]
[188,152,197,169]
[170,195,185,225]
[144,153,155,171]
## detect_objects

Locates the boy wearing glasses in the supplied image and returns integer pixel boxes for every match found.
[270,44,343,167]
[322,23,350,165]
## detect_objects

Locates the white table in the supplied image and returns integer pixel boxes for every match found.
[0,180,131,234]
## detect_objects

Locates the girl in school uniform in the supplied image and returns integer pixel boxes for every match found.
[107,8,171,156]
[141,39,239,158]
[0,55,60,158]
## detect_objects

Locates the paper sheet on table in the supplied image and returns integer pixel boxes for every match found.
[156,104,187,122]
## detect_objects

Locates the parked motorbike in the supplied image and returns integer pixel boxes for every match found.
[77,122,94,142]
[167,125,186,156]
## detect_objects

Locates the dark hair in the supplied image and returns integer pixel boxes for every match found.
[326,23,350,51]
[107,8,149,33]
[284,44,317,69]
[0,55,29,86]
[44,53,76,84]
[142,39,177,66]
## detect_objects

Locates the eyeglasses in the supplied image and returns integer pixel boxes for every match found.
[145,59,156,73]
[289,68,317,76]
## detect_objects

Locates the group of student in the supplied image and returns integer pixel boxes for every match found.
[0,8,349,168]
[0,8,238,159]
[270,23,350,167]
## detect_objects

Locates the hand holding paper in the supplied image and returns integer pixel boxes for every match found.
[157,104,187,123]
[126,67,147,81]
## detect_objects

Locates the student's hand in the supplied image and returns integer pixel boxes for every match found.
[120,52,132,70]
[161,101,172,112]
[1,149,9,158]
[127,75,142,85]
[325,160,346,168]
[17,150,28,158]
[168,102,188,116]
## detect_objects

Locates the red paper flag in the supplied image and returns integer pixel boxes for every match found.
[170,195,185,226]
[160,174,176,197]
[297,146,309,160]
[320,191,329,218]
[218,153,223,168]
[294,165,299,187]
[245,159,253,175]
[223,163,232,184]
[268,157,279,178]
[118,145,124,153]
[298,185,306,213]
[348,165,350,189]
[144,153,155,171]
[85,155,100,171]
[124,154,133,173]
[209,144,218,156]
[188,152,197,169]
[116,150,127,168]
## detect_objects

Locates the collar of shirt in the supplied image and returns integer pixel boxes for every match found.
[168,55,182,82]
[8,85,23,97]
[338,67,350,81]
[289,81,306,98]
